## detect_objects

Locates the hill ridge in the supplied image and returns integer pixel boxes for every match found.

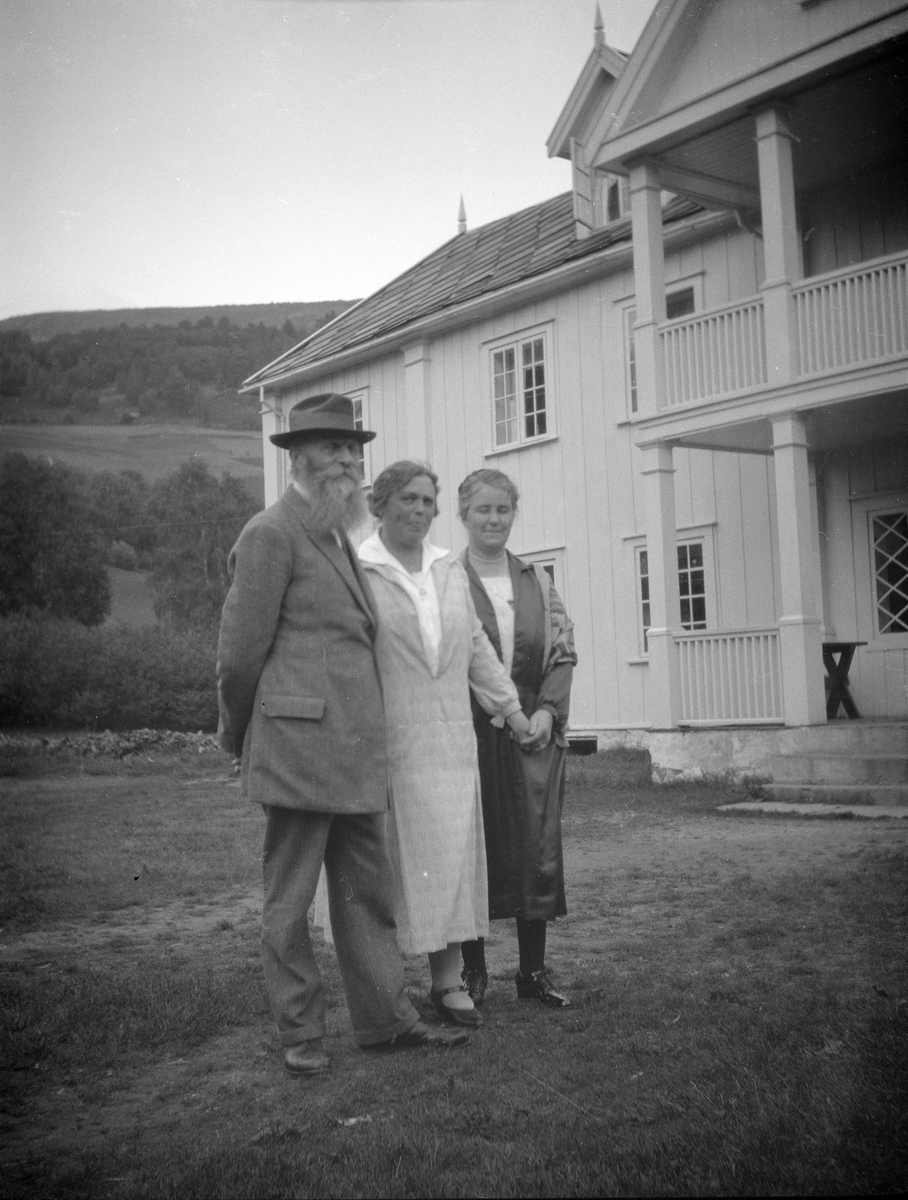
[0,300,358,341]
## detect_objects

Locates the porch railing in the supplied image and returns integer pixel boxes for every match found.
[793,251,908,376]
[676,627,783,724]
[656,250,908,408]
[660,297,766,407]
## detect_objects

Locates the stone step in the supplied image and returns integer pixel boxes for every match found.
[776,721,908,755]
[718,800,908,819]
[761,782,908,806]
[770,753,908,785]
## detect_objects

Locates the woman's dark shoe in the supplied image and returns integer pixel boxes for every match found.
[461,967,488,1007]
[430,984,484,1027]
[515,968,571,1008]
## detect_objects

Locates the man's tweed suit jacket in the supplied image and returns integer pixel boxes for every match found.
[217,486,389,814]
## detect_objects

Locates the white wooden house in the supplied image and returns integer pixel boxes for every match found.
[243,0,908,776]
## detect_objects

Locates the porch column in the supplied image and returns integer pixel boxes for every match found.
[640,441,681,728]
[403,339,432,461]
[260,386,285,507]
[755,106,801,384]
[628,159,666,416]
[771,413,826,726]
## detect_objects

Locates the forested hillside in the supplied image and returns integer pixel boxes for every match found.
[0,299,353,341]
[0,301,355,431]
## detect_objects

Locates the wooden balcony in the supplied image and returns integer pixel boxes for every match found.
[659,249,908,409]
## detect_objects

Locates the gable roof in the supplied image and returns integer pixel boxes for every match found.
[590,0,908,174]
[546,33,629,161]
[243,191,701,391]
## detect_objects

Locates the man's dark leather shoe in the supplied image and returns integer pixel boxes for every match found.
[284,1038,330,1075]
[366,1020,470,1050]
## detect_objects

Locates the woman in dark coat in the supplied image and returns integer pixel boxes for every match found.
[458,468,577,1008]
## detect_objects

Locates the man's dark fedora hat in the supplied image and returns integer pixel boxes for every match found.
[269,393,377,449]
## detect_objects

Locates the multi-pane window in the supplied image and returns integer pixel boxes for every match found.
[678,542,707,629]
[626,307,638,414]
[492,335,547,448]
[347,390,368,479]
[625,287,695,414]
[637,539,707,652]
[872,509,908,634]
[638,548,651,648]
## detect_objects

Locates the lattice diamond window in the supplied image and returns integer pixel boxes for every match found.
[872,509,908,634]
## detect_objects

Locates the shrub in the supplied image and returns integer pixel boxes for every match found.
[149,460,259,631]
[0,453,111,624]
[0,613,218,730]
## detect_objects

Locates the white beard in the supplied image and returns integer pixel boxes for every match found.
[298,470,367,536]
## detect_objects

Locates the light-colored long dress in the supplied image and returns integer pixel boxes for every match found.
[358,533,521,955]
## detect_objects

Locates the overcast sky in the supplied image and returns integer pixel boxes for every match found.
[2,0,659,319]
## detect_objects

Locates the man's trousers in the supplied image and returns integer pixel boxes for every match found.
[261,805,418,1047]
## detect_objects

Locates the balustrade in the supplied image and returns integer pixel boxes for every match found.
[657,250,908,408]
[676,628,783,724]
[793,251,908,376]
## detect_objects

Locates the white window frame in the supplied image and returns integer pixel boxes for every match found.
[482,323,556,455]
[626,524,718,659]
[595,172,630,226]
[344,387,372,484]
[617,274,704,419]
[852,494,908,649]
[515,545,566,607]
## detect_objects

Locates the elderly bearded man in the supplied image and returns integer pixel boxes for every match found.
[217,393,468,1075]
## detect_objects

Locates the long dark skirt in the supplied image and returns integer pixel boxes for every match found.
[474,717,567,922]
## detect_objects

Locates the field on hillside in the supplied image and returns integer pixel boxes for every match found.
[1,422,264,499]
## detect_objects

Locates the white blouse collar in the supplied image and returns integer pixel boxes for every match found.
[358,530,450,576]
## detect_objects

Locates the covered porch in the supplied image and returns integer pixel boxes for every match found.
[637,390,908,731]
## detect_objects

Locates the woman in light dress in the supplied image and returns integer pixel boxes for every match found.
[357,461,530,1028]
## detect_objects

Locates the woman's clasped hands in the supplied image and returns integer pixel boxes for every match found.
[506,708,554,753]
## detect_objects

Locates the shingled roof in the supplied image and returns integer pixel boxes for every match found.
[242,191,702,390]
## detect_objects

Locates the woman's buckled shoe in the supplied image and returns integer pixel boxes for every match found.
[430,984,484,1027]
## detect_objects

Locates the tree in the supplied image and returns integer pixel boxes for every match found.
[0,453,111,625]
[149,460,260,630]
[90,469,157,563]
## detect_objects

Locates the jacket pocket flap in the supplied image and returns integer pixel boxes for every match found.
[261,694,325,720]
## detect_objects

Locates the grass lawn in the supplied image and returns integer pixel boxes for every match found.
[1,747,906,1198]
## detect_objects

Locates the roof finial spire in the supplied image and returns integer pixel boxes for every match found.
[458,195,467,235]
[594,3,604,48]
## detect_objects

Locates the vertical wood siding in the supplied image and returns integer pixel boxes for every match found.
[650,0,898,120]
[289,217,904,729]
[803,163,908,277]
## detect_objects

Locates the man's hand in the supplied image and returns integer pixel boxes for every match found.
[520,709,554,752]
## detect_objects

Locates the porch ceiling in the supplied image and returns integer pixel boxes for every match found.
[671,392,908,456]
[645,41,908,210]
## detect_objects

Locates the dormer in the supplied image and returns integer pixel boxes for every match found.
[547,5,629,239]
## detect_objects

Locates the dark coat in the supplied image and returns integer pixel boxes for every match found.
[217,486,389,814]
[463,551,577,921]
